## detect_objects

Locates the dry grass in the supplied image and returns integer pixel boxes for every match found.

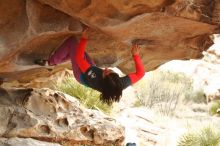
[55,77,112,114]
[209,100,220,116]
[178,125,220,146]
[134,70,206,116]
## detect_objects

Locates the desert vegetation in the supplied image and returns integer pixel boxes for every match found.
[178,125,220,146]
[55,77,112,114]
[134,71,206,116]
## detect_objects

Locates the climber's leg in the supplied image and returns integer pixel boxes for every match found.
[69,40,95,84]
[48,37,77,66]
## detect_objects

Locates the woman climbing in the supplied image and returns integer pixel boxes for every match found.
[35,28,145,105]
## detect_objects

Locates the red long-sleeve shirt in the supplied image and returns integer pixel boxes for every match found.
[75,38,90,73]
[75,38,145,85]
[128,55,145,84]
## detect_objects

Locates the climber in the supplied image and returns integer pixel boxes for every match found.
[34,28,145,105]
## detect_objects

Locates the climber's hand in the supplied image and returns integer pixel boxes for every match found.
[131,44,141,56]
[82,28,89,39]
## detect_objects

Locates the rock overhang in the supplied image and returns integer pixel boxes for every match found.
[0,0,219,80]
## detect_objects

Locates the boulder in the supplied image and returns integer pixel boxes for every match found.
[0,138,61,146]
[0,88,124,146]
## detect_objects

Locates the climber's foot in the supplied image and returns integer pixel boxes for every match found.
[34,59,47,66]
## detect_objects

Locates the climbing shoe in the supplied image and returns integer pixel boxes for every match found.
[34,59,47,66]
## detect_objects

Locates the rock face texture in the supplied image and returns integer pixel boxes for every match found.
[0,138,61,146]
[0,0,220,80]
[0,88,124,146]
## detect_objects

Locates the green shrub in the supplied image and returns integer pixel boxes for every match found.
[133,97,142,107]
[178,133,198,146]
[178,126,220,146]
[55,77,112,114]
[209,100,220,116]
[185,88,206,103]
[134,71,205,116]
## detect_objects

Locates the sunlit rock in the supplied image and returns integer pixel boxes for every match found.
[0,88,124,146]
[0,0,219,77]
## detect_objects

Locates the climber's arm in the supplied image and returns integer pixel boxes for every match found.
[75,29,91,73]
[128,45,145,84]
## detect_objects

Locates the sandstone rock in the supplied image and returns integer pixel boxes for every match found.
[0,0,220,81]
[0,88,124,146]
[116,108,160,146]
[115,107,185,146]
[0,138,61,146]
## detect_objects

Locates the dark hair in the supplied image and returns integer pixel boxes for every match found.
[100,73,123,105]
